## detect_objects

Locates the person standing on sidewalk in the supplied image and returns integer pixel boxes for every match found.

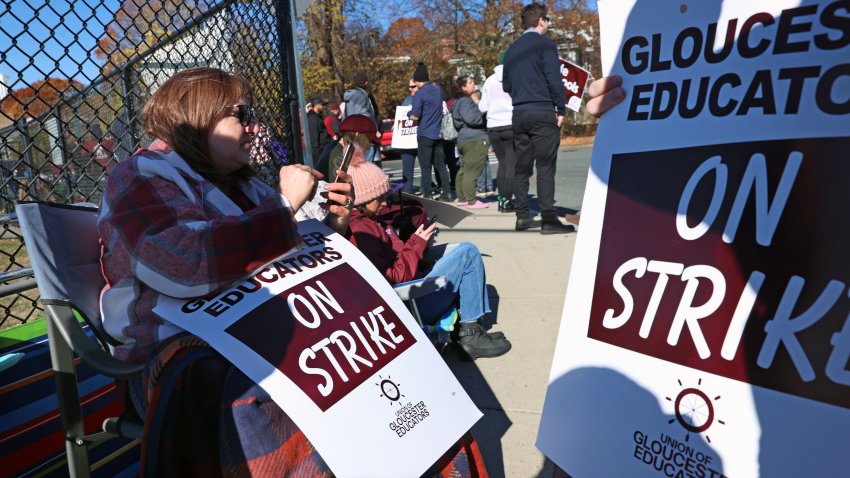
[306,97,331,165]
[452,76,490,209]
[408,62,453,201]
[503,2,575,234]
[343,72,382,164]
[399,80,420,193]
[479,49,518,213]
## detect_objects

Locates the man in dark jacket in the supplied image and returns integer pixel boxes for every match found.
[306,97,331,164]
[503,3,574,234]
[408,62,452,201]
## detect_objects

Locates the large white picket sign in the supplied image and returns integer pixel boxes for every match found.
[538,1,850,477]
[155,219,481,477]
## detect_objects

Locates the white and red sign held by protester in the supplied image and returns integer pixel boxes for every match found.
[154,219,481,477]
[539,0,850,477]
[559,58,590,112]
[391,105,418,150]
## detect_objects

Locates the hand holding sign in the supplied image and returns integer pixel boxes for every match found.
[587,75,626,117]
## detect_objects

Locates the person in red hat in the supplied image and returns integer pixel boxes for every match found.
[325,114,382,177]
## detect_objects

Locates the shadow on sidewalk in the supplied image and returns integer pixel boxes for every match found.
[444,345,512,478]
[435,284,512,477]
[476,194,579,218]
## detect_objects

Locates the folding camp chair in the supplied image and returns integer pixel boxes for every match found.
[393,276,447,327]
[393,244,464,352]
[16,202,143,478]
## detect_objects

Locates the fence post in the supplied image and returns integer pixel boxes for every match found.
[275,0,306,166]
[52,108,75,202]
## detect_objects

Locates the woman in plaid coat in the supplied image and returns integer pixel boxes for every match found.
[97,67,487,477]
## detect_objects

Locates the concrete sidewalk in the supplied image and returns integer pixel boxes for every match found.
[410,143,591,477]
[436,206,576,478]
[380,142,591,476]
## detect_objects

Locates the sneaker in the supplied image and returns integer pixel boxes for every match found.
[466,200,488,209]
[497,196,515,212]
[456,322,511,360]
[456,200,468,207]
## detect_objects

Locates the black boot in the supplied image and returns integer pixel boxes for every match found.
[515,217,541,231]
[541,218,576,235]
[456,322,512,360]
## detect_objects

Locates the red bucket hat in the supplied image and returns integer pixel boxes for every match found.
[339,114,380,144]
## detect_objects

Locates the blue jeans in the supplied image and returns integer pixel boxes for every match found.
[415,242,490,324]
[416,136,451,198]
[476,153,493,192]
[400,149,417,193]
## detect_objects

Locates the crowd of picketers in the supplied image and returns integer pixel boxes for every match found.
[304,3,582,235]
[92,2,627,474]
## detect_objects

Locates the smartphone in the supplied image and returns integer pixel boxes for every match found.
[335,143,355,182]
[426,215,438,228]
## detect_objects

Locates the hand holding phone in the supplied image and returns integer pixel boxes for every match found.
[415,218,438,243]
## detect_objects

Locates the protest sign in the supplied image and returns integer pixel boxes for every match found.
[538,1,850,477]
[154,219,481,477]
[401,192,472,228]
[559,58,590,112]
[391,105,418,150]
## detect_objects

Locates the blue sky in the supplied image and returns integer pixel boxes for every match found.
[1,0,599,92]
[0,0,120,90]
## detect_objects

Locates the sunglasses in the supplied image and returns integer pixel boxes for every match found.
[543,15,551,22]
[408,84,417,89]
[228,104,257,127]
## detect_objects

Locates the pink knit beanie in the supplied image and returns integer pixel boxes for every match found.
[348,153,390,206]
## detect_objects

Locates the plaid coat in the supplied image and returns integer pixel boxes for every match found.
[98,142,303,363]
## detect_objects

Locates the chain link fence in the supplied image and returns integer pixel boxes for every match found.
[0,0,302,329]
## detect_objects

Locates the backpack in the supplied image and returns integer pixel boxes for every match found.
[440,101,458,141]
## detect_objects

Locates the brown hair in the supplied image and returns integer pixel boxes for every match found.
[341,131,372,155]
[455,76,472,96]
[521,3,547,29]
[142,67,254,182]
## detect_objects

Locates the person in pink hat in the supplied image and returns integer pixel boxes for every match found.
[346,153,512,360]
